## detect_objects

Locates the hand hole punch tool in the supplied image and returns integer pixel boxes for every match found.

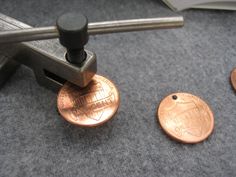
[0,12,184,91]
[0,12,184,126]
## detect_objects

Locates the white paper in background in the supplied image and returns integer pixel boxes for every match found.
[162,0,236,11]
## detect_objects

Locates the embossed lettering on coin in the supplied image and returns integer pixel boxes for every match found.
[57,75,120,127]
[157,93,214,143]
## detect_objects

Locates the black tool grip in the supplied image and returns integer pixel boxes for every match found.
[56,12,89,64]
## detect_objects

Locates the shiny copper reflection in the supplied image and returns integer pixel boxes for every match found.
[230,68,236,91]
[157,93,214,144]
[57,75,120,127]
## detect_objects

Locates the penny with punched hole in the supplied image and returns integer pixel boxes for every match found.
[157,93,214,143]
[57,75,120,127]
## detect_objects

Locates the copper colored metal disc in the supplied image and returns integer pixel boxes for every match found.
[157,93,214,143]
[57,75,120,127]
[230,68,236,91]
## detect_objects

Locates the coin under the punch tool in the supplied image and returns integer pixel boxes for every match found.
[57,75,120,127]
[230,68,236,91]
[157,93,214,143]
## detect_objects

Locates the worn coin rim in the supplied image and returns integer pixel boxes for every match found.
[57,74,120,127]
[230,68,236,91]
[157,92,214,144]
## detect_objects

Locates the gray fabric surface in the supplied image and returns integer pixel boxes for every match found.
[0,0,236,176]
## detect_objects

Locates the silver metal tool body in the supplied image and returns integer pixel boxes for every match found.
[0,13,96,91]
[0,13,183,91]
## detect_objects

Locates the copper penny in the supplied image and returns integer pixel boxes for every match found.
[57,75,120,127]
[157,93,214,143]
[230,68,236,91]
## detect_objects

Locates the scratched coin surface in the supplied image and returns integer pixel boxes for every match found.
[230,68,236,91]
[57,75,119,127]
[157,93,214,143]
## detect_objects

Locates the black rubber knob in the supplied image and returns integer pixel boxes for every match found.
[56,12,89,64]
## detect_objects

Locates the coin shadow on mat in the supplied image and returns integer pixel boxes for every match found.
[229,80,236,96]
[60,117,117,145]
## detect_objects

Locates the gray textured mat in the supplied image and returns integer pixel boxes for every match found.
[0,0,236,176]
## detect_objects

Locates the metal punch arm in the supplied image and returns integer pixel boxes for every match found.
[0,14,184,91]
[0,16,184,43]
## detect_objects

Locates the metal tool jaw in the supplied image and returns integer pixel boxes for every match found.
[0,13,96,91]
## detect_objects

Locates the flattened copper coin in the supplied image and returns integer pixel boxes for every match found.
[57,75,119,127]
[230,68,236,91]
[157,93,214,143]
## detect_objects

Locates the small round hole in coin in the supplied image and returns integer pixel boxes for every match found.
[172,95,178,100]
